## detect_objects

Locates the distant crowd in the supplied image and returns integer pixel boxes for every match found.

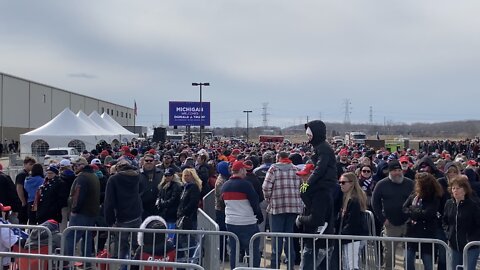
[2,124,480,269]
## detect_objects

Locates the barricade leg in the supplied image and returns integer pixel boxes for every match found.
[342,241,361,270]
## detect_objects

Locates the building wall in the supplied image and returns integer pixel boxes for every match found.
[0,72,135,141]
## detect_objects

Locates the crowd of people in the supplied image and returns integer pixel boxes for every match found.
[2,121,480,269]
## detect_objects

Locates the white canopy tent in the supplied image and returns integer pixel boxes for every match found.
[90,111,136,143]
[20,108,136,156]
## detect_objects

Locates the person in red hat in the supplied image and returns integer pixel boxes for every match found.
[399,156,416,180]
[337,148,350,179]
[221,160,263,268]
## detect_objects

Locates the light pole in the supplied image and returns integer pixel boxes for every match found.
[192,82,209,145]
[243,110,252,143]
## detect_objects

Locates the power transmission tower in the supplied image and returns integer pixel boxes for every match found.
[343,99,351,124]
[369,106,373,124]
[262,102,269,128]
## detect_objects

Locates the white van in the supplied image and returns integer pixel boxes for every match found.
[43,147,80,166]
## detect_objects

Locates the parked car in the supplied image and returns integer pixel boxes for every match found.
[43,147,80,166]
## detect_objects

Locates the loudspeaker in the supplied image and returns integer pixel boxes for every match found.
[153,127,166,143]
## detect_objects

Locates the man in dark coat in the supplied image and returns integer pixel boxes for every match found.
[139,154,163,220]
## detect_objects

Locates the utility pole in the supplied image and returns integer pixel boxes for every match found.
[192,82,210,145]
[369,106,373,124]
[262,102,269,128]
[343,99,351,124]
[243,110,252,143]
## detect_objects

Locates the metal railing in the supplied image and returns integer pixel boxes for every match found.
[0,251,205,270]
[202,189,216,221]
[461,241,480,270]
[59,227,239,270]
[249,232,452,270]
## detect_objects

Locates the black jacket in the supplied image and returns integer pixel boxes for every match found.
[337,197,369,237]
[245,172,264,203]
[177,182,201,229]
[304,120,338,188]
[403,194,440,239]
[157,180,183,223]
[443,197,480,251]
[0,172,21,212]
[196,163,211,198]
[36,176,68,224]
[139,168,163,219]
[104,168,143,225]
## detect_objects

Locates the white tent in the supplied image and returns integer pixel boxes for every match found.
[20,108,136,156]
[101,112,136,136]
[90,111,136,143]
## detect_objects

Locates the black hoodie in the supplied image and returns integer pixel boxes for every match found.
[104,166,143,225]
[304,120,337,187]
[418,156,444,179]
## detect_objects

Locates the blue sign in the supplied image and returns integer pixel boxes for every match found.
[169,101,211,126]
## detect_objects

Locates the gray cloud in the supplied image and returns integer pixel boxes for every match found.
[68,73,97,79]
[1,1,480,127]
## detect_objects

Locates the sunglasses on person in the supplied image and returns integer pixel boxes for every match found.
[361,169,371,173]
[339,181,352,185]
[144,159,154,163]
[163,156,172,160]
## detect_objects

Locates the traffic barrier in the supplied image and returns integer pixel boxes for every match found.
[249,232,452,270]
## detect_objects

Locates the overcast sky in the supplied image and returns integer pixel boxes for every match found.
[1,1,480,128]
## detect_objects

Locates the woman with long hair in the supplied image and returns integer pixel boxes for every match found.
[403,172,443,270]
[176,168,202,261]
[157,168,183,240]
[443,175,480,270]
[337,172,369,270]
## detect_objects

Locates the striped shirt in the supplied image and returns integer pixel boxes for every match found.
[221,176,261,226]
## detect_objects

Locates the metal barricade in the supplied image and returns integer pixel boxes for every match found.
[0,251,205,270]
[197,208,219,269]
[249,232,452,270]
[462,241,480,270]
[60,226,240,270]
[202,189,216,221]
[0,223,55,270]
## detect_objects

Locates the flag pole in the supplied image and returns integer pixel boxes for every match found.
[134,100,137,136]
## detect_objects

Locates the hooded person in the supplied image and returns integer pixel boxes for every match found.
[301,120,338,192]
[418,156,444,179]
[295,120,338,269]
[131,216,175,270]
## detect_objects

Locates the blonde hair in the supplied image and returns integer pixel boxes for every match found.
[159,174,182,190]
[341,172,368,212]
[182,168,202,190]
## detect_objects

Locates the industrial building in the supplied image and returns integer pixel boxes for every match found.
[0,72,135,143]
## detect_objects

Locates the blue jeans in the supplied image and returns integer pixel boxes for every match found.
[226,223,260,269]
[452,247,480,270]
[215,210,227,259]
[114,217,142,263]
[65,213,96,257]
[406,247,433,270]
[270,213,297,270]
[300,244,332,270]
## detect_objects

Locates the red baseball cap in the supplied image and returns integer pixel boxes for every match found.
[467,160,478,166]
[297,164,315,176]
[339,149,348,156]
[399,156,410,163]
[231,161,248,171]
